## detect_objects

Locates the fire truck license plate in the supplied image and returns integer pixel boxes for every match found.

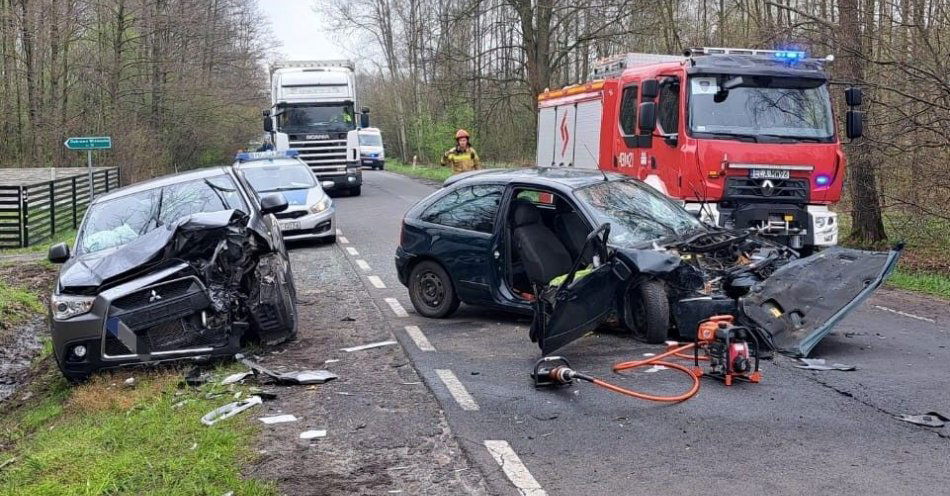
[280,221,300,231]
[750,169,790,180]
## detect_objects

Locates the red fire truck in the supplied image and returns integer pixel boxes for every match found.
[536,47,864,251]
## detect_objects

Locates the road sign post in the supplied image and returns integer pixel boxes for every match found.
[64,136,112,199]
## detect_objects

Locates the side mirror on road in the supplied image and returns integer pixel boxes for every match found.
[260,193,289,215]
[48,243,70,264]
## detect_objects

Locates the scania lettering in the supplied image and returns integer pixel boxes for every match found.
[264,60,371,196]
[535,48,865,250]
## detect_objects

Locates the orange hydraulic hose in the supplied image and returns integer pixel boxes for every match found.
[585,343,702,403]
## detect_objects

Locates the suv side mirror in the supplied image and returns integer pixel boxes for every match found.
[263,116,273,133]
[48,242,70,264]
[260,193,289,215]
[845,87,863,107]
[846,110,864,139]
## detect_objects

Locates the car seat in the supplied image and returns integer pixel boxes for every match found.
[555,208,591,264]
[512,202,573,287]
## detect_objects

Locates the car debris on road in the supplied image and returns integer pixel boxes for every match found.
[794,358,857,371]
[259,414,298,424]
[237,354,338,385]
[340,340,397,352]
[201,395,263,426]
[897,412,948,428]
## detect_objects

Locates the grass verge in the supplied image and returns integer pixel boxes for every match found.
[384,159,517,184]
[887,269,950,300]
[0,280,44,331]
[0,365,276,496]
[0,229,76,256]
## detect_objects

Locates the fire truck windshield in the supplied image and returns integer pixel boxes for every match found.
[277,104,355,133]
[688,76,834,142]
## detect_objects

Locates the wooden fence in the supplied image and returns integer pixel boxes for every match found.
[0,168,120,248]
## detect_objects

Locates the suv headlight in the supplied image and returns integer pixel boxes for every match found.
[51,294,95,320]
[310,198,331,214]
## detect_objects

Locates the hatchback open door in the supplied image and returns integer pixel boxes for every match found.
[740,245,902,357]
[531,225,632,355]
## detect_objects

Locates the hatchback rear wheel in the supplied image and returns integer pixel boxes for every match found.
[408,261,460,318]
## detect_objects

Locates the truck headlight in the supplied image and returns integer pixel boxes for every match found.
[815,217,827,228]
[310,198,331,214]
[52,294,95,320]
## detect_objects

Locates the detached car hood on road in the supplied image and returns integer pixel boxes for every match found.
[59,210,249,293]
[741,245,902,357]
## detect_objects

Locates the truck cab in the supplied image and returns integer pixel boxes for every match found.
[264,60,370,196]
[536,48,864,251]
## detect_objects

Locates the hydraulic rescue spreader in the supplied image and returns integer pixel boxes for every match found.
[531,315,761,403]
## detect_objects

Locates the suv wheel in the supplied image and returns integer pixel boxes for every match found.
[408,261,460,318]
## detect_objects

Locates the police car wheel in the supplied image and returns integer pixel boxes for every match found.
[409,261,460,318]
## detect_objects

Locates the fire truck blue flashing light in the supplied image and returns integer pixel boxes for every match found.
[815,174,831,188]
[235,150,300,161]
[774,50,806,61]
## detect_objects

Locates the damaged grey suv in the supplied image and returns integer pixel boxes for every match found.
[47,167,298,381]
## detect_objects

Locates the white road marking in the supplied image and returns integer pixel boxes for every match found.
[368,275,386,288]
[873,305,936,324]
[338,236,350,244]
[435,369,479,411]
[346,247,359,256]
[404,325,435,351]
[341,340,397,352]
[356,259,371,271]
[483,440,546,496]
[384,298,408,317]
[336,229,342,235]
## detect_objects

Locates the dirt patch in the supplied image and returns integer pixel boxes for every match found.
[0,262,56,403]
[242,244,486,495]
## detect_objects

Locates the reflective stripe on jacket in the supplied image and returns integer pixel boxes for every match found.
[441,146,480,173]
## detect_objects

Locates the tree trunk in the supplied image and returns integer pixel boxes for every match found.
[838,0,888,244]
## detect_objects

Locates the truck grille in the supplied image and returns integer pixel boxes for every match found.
[724,177,809,203]
[289,136,348,177]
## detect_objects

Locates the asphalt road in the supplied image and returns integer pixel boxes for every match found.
[330,170,949,495]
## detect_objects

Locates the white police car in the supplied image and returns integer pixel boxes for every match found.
[233,150,336,242]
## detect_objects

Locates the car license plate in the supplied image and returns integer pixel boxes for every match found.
[750,168,790,180]
[280,221,300,231]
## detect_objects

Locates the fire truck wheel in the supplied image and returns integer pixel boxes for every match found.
[408,260,460,318]
[621,279,670,344]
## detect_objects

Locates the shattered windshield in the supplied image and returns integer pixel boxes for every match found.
[242,163,316,193]
[689,75,834,142]
[575,180,704,247]
[277,104,355,133]
[78,175,247,255]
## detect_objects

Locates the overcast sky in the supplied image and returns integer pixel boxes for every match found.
[258,1,351,61]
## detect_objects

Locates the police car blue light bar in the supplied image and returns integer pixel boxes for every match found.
[235,149,300,161]
[774,50,806,60]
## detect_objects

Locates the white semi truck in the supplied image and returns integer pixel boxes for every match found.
[264,60,369,196]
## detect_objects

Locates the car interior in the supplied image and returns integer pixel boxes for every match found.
[507,189,593,299]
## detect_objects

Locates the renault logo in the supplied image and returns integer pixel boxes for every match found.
[148,290,162,302]
[760,179,775,197]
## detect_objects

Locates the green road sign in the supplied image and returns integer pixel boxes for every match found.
[64,136,112,150]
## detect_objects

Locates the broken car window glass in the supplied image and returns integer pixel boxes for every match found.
[575,180,703,247]
[78,174,248,255]
[420,184,503,233]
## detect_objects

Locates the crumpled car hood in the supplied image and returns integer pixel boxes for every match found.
[59,210,248,292]
[740,245,902,357]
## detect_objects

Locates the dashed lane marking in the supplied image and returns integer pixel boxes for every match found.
[384,298,408,317]
[435,369,479,411]
[873,305,936,324]
[338,236,349,244]
[345,247,359,256]
[356,259,371,271]
[483,440,546,496]
[404,325,435,351]
[368,275,386,288]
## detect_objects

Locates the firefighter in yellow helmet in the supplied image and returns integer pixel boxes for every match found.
[441,129,481,174]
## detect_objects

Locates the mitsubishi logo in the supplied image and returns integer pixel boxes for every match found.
[148,290,162,302]
[760,179,775,197]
